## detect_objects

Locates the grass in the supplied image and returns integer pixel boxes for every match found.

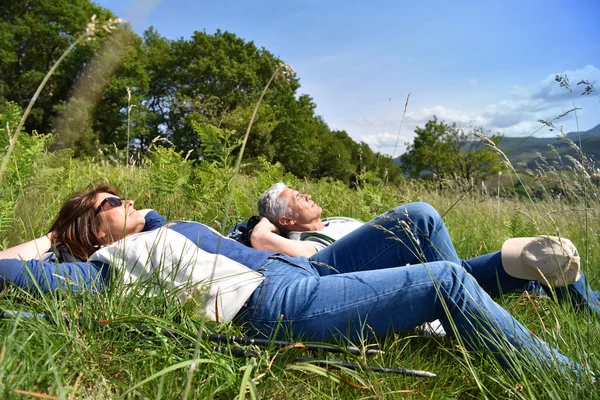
[1,151,599,398]
[1,17,599,397]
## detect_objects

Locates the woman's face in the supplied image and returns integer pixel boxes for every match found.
[94,192,146,244]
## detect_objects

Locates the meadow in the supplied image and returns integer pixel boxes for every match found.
[1,11,600,396]
[1,112,599,399]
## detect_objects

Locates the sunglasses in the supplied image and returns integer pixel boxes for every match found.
[94,197,126,217]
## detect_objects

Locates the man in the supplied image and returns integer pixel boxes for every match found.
[252,182,600,318]
[252,182,363,257]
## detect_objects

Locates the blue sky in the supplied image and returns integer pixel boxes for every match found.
[95,0,600,156]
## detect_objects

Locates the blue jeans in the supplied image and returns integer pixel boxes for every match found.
[237,202,595,370]
[310,202,600,314]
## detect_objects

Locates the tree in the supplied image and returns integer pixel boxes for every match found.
[314,120,355,183]
[400,117,503,184]
[269,95,321,178]
[0,0,115,135]
[164,29,298,158]
[53,26,149,155]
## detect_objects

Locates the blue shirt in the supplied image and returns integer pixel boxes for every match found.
[0,211,274,293]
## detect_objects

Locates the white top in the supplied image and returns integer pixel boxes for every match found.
[319,218,363,239]
[90,225,264,323]
[288,217,364,252]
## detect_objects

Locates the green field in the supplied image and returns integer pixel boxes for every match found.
[1,6,600,396]
[1,130,599,399]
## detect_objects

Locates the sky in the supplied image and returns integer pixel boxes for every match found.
[94,0,600,156]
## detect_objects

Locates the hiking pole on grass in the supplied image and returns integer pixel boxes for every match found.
[133,325,381,356]
[212,346,436,377]
[208,333,382,356]
[0,309,436,378]
[129,325,435,377]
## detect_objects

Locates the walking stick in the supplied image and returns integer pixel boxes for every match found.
[207,333,382,355]
[1,309,436,378]
[212,346,436,377]
[132,325,381,356]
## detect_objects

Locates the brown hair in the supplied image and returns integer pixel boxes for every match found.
[48,184,121,260]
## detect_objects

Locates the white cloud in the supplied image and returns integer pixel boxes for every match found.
[406,106,487,126]
[426,66,597,136]
[522,65,600,103]
[359,130,412,155]
[343,65,599,156]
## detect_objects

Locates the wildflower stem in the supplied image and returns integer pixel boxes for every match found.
[568,88,589,268]
[233,62,285,174]
[391,93,411,160]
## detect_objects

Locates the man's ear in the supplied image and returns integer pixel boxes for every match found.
[279,216,295,227]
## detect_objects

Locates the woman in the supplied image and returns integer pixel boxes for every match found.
[0,185,591,374]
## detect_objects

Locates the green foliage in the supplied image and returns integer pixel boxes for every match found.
[192,121,242,168]
[401,117,504,185]
[0,0,116,135]
[0,198,15,239]
[314,131,355,183]
[153,29,289,157]
[1,5,415,184]
[504,211,538,238]
[147,145,192,196]
[0,102,52,193]
[1,143,599,398]
[268,95,319,177]
[253,157,300,192]
[145,144,196,220]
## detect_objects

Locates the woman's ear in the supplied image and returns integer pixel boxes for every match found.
[96,222,107,243]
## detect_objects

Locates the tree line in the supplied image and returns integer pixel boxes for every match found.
[0,0,406,184]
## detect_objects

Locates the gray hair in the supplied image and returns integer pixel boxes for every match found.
[258,182,296,230]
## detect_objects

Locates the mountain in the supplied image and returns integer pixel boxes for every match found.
[394,124,600,170]
[498,124,600,169]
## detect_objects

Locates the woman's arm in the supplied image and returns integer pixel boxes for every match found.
[0,234,53,260]
[0,258,107,293]
[142,210,167,231]
[250,217,318,257]
[0,209,162,261]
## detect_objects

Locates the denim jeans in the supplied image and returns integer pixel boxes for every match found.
[310,202,600,314]
[237,202,595,370]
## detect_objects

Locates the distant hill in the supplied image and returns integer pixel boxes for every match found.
[497,124,600,169]
[394,124,600,170]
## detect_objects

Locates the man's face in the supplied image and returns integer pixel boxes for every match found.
[279,188,322,226]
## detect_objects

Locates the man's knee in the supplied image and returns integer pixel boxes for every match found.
[389,202,441,224]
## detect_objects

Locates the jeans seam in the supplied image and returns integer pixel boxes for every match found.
[252,276,269,319]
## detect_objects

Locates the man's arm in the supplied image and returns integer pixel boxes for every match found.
[250,217,318,257]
